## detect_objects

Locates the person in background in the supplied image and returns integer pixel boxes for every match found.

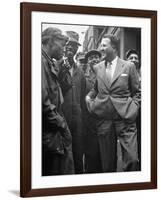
[75,52,87,73]
[86,34,141,172]
[126,49,141,170]
[126,49,141,83]
[42,27,74,176]
[58,31,86,174]
[85,50,102,93]
[83,49,102,173]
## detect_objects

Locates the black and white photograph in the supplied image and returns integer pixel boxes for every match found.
[20,3,157,197]
[41,23,141,176]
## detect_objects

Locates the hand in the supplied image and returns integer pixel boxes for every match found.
[85,96,93,113]
[85,95,91,103]
[56,115,67,129]
[63,57,72,70]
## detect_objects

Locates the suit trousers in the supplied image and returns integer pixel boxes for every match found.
[97,119,139,172]
[115,120,139,171]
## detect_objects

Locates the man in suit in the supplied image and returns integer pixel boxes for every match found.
[86,34,141,172]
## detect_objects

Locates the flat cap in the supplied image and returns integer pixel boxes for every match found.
[42,27,68,43]
[66,31,81,46]
[85,49,101,63]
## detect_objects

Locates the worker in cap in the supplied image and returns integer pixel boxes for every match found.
[85,49,101,70]
[84,49,101,79]
[83,49,102,173]
[42,27,68,61]
[58,30,86,174]
[42,27,74,176]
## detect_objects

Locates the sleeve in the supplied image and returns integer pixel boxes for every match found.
[129,63,141,107]
[42,59,66,131]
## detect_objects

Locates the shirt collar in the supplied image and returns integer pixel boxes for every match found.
[111,56,118,66]
[105,56,118,67]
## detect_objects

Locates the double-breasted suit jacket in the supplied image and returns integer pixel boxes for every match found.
[87,58,141,122]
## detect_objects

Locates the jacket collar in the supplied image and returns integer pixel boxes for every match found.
[42,49,59,77]
[99,58,125,89]
[111,58,125,85]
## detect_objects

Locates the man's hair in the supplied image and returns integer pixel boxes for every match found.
[42,27,68,45]
[102,34,119,52]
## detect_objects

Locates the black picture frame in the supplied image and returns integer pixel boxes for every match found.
[20,2,157,197]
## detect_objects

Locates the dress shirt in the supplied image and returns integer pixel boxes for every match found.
[106,56,118,79]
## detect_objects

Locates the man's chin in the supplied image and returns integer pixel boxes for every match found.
[101,54,106,59]
[101,56,106,61]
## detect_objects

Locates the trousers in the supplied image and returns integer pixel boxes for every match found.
[97,119,139,172]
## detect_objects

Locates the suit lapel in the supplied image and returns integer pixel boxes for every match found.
[111,58,124,86]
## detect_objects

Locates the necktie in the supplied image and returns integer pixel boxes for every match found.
[106,62,112,83]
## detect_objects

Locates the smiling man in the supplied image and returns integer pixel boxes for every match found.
[126,49,141,83]
[85,34,141,172]
[58,31,86,174]
[83,49,102,173]
[126,48,141,170]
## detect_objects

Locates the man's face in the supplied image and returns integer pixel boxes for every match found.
[77,59,85,69]
[65,42,78,58]
[78,61,86,72]
[100,38,115,61]
[49,38,66,60]
[127,53,139,68]
[88,54,101,69]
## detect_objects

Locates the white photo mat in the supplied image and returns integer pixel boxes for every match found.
[31,11,151,189]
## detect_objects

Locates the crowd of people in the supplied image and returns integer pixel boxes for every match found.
[42,27,141,176]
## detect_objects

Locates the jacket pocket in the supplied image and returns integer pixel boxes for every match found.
[125,97,139,122]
